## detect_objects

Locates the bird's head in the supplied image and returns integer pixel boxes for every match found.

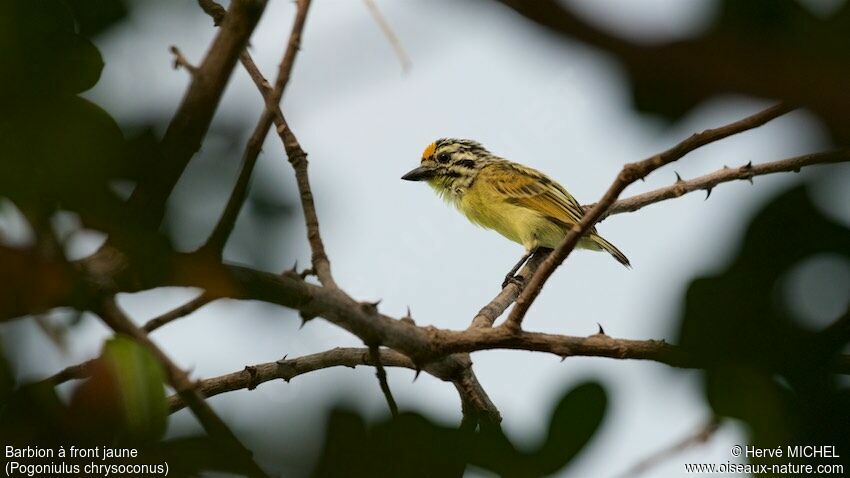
[401,139,490,191]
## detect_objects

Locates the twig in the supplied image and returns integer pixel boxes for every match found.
[369,345,399,417]
[362,0,412,73]
[199,1,336,289]
[595,150,850,218]
[127,0,268,230]
[47,359,95,385]
[615,418,721,478]
[169,45,198,74]
[202,0,312,259]
[43,294,216,385]
[167,347,417,412]
[504,102,795,331]
[143,292,213,332]
[469,252,547,329]
[96,297,269,478]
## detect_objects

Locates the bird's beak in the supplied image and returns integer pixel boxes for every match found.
[401,166,437,181]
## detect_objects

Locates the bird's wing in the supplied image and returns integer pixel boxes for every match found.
[479,161,589,229]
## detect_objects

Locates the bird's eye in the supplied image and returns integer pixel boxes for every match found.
[436,152,450,163]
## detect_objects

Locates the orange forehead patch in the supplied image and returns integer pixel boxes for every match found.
[421,142,436,160]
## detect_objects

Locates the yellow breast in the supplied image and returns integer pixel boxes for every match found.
[457,181,566,251]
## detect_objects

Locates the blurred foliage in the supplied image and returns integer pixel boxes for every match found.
[631,0,850,141]
[0,0,128,219]
[678,183,850,471]
[312,381,607,478]
[0,335,262,477]
[1,336,166,445]
[502,0,850,141]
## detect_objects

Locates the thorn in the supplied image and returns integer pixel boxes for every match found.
[674,171,683,183]
[413,368,422,382]
[741,161,753,170]
[299,311,316,329]
[244,365,259,390]
[290,261,298,273]
[400,306,415,325]
[722,165,730,170]
[596,322,606,335]
[361,299,382,313]
[560,356,567,362]
[747,176,754,185]
[704,188,712,200]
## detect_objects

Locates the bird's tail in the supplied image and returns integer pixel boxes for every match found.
[588,234,631,268]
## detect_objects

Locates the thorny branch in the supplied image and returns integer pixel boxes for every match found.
[126,0,268,229]
[201,0,313,262]
[594,150,850,219]
[167,347,417,413]
[504,102,795,330]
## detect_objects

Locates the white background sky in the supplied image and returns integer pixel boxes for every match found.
[3,1,849,477]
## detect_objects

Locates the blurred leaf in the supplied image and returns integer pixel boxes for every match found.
[536,382,606,474]
[677,182,850,463]
[0,244,76,321]
[65,0,128,38]
[0,341,16,406]
[153,436,267,478]
[629,0,850,140]
[313,381,607,477]
[0,0,104,98]
[0,380,70,445]
[69,336,168,443]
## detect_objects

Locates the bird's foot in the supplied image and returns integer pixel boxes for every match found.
[501,274,525,289]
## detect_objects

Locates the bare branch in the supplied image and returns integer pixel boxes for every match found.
[469,252,546,329]
[595,149,850,219]
[47,359,95,385]
[127,0,268,229]
[143,292,213,332]
[199,0,335,288]
[167,347,417,413]
[369,345,399,417]
[202,0,312,258]
[362,0,412,73]
[505,102,795,331]
[96,297,269,478]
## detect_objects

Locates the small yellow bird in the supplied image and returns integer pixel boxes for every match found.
[402,138,629,287]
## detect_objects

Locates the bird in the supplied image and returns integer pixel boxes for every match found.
[401,138,629,288]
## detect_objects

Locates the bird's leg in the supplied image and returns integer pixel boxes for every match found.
[502,251,533,289]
